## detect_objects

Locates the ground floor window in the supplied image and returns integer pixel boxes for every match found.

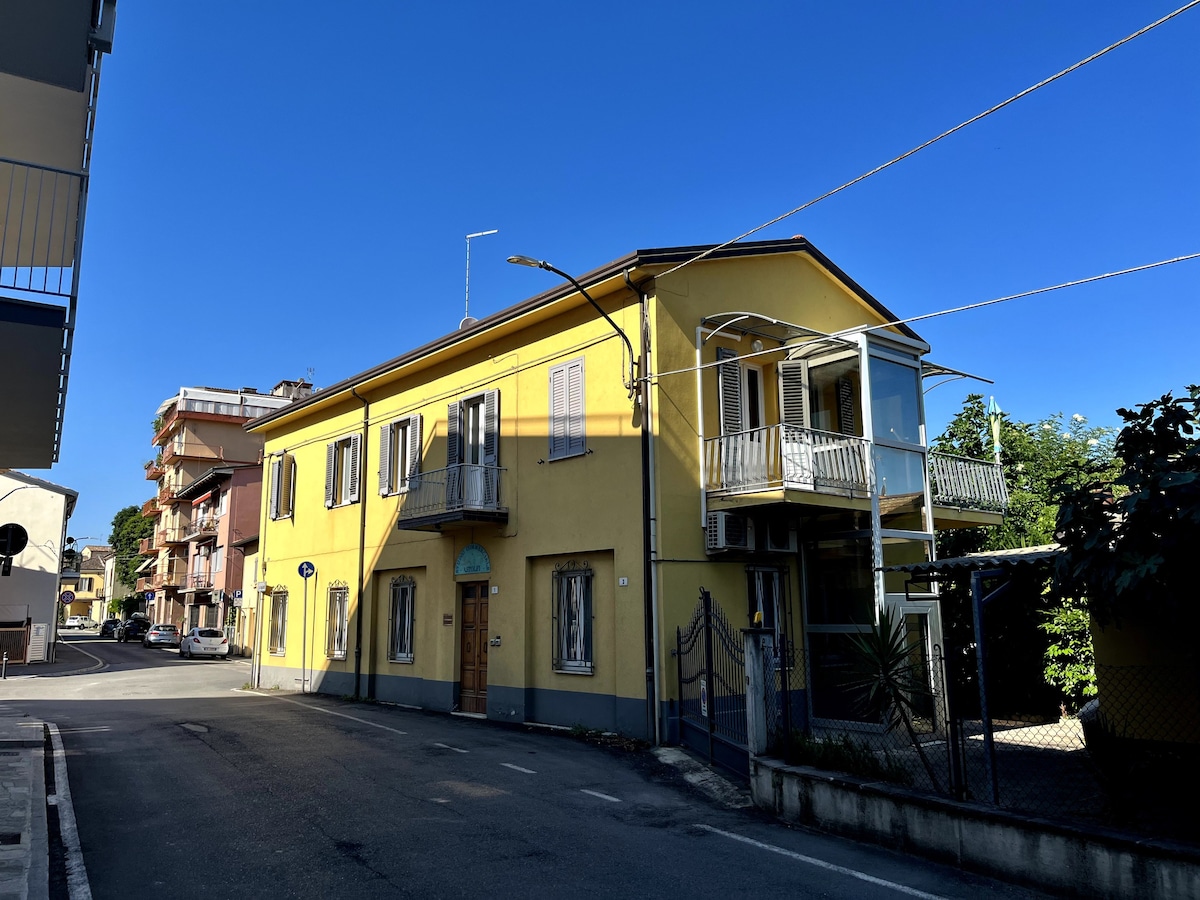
[388,576,414,662]
[553,562,593,674]
[269,591,287,654]
[327,584,348,660]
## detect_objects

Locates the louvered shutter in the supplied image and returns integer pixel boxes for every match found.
[407,414,422,481]
[378,422,393,495]
[324,442,337,508]
[549,365,567,459]
[446,402,462,507]
[347,433,361,503]
[837,377,856,435]
[482,390,499,465]
[566,360,585,457]
[779,360,810,428]
[279,454,294,518]
[269,457,282,519]
[717,347,742,435]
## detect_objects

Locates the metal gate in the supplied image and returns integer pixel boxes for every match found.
[676,588,748,778]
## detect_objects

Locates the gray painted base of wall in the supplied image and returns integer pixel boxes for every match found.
[373,669,456,711]
[750,756,1200,900]
[257,663,355,697]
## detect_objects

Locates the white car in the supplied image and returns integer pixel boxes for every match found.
[179,627,229,659]
[64,615,97,629]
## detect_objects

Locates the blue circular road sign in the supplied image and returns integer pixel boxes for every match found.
[145,590,155,601]
[298,561,315,579]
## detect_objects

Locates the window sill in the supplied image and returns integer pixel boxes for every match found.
[547,450,587,463]
[553,667,594,676]
[388,657,414,665]
[269,650,286,656]
[327,654,347,661]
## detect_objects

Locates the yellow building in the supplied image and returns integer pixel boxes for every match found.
[248,238,1004,742]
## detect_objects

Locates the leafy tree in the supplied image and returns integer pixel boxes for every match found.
[1052,386,1200,640]
[107,505,153,591]
[931,395,1118,715]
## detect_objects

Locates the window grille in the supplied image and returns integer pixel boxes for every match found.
[327,583,349,659]
[552,562,593,674]
[388,575,415,662]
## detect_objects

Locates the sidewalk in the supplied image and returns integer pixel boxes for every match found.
[0,718,48,900]
[4,639,105,679]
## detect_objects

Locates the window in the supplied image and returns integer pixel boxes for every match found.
[325,434,362,508]
[269,454,295,520]
[212,545,224,574]
[552,563,593,674]
[447,390,500,508]
[747,566,786,639]
[387,576,415,662]
[379,415,423,495]
[549,359,585,460]
[269,590,287,654]
[326,584,348,659]
[217,489,229,517]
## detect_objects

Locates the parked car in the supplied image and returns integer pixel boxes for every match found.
[99,618,122,636]
[179,627,229,659]
[116,618,152,643]
[142,623,180,648]
[64,615,96,629]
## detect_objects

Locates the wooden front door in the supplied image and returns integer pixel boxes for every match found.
[459,581,488,714]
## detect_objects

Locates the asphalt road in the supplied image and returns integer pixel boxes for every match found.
[5,635,1050,899]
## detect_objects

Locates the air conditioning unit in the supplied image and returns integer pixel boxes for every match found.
[762,521,798,554]
[706,511,752,553]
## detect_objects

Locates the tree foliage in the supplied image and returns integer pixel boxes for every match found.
[107,505,153,592]
[1052,386,1200,636]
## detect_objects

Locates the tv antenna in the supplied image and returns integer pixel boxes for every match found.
[463,229,498,328]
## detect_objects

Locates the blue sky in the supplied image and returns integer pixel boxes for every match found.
[46,1,1198,543]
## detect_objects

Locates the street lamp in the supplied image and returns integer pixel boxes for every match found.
[507,255,638,398]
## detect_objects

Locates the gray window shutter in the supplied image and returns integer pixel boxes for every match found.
[348,433,361,503]
[378,423,393,495]
[837,377,856,435]
[407,414,422,481]
[779,359,810,429]
[269,457,282,519]
[566,359,585,457]
[483,389,499,466]
[279,454,294,518]
[549,364,567,460]
[324,442,337,508]
[717,347,742,435]
[446,402,461,466]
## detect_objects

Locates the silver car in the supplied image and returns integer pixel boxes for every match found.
[179,627,229,659]
[142,623,180,648]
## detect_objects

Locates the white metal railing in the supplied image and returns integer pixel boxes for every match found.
[928,452,1009,511]
[397,464,506,519]
[704,425,871,496]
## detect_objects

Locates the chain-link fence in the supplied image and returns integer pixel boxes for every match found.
[759,631,1200,843]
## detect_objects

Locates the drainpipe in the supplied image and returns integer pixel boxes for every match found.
[625,270,660,745]
[350,387,370,700]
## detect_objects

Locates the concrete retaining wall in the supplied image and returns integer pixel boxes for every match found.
[750,757,1200,899]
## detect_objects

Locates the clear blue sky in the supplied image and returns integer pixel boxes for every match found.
[46,1,1199,543]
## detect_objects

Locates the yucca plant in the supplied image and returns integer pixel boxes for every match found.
[843,607,942,791]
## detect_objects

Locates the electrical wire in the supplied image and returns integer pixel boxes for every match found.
[655,1,1200,280]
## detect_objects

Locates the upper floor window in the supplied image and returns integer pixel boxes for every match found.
[325,435,362,508]
[549,359,585,460]
[269,453,295,520]
[448,390,500,507]
[869,356,922,446]
[216,489,229,517]
[379,415,423,496]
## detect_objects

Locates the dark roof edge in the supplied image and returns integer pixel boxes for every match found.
[174,464,255,500]
[248,237,919,431]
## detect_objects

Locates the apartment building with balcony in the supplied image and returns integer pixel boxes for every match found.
[247,237,1007,741]
[139,382,309,627]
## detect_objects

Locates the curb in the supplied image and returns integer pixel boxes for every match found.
[37,642,106,678]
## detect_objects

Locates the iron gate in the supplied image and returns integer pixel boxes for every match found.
[676,588,748,778]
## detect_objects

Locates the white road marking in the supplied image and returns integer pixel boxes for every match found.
[48,722,92,900]
[56,727,111,734]
[696,825,951,900]
[430,798,451,804]
[580,789,621,803]
[433,742,468,753]
[237,692,408,736]
[501,763,537,774]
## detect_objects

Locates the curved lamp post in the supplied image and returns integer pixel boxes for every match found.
[507,255,638,398]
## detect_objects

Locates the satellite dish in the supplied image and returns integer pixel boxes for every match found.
[459,316,478,330]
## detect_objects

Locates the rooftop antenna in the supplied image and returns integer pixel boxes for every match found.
[463,229,498,328]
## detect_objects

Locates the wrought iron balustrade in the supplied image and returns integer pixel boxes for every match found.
[397,464,506,519]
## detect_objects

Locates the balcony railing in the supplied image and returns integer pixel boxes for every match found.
[929,452,1008,512]
[155,566,188,589]
[161,441,222,464]
[397,465,506,521]
[138,536,157,555]
[182,517,219,542]
[704,425,872,497]
[187,573,213,590]
[145,464,165,481]
[1,158,82,302]
[158,526,187,545]
[141,497,160,517]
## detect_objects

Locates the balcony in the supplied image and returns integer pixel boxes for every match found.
[928,452,1008,519]
[182,517,219,542]
[145,463,165,481]
[138,536,157,556]
[136,576,153,593]
[182,572,213,592]
[396,465,508,531]
[141,497,160,518]
[705,425,872,505]
[158,526,188,545]
[154,565,189,589]
[161,441,222,465]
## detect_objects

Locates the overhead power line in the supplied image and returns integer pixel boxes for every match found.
[657,0,1200,280]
